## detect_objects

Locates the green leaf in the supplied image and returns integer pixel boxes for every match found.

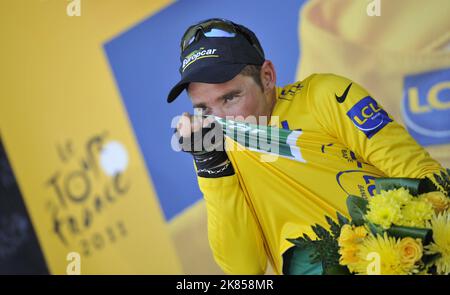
[312,224,331,241]
[282,245,324,275]
[367,221,385,236]
[346,195,368,226]
[386,225,433,245]
[422,253,442,267]
[287,237,309,248]
[375,178,420,196]
[326,216,341,239]
[336,212,349,227]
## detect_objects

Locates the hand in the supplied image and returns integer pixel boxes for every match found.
[174,112,234,178]
[176,112,223,153]
[176,112,215,138]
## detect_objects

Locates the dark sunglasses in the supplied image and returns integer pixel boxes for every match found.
[180,18,265,59]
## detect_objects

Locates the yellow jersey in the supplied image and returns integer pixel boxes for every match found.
[196,73,447,275]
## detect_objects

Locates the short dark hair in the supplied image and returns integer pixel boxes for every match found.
[240,65,263,89]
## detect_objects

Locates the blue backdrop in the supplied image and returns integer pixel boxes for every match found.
[104,0,307,220]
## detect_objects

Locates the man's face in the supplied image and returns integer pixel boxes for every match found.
[187,73,270,121]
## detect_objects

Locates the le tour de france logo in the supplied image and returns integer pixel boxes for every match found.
[43,131,131,266]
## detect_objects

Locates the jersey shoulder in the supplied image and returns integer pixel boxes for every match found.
[278,73,351,102]
[306,73,353,98]
[274,73,360,126]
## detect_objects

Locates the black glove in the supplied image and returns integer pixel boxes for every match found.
[175,120,234,178]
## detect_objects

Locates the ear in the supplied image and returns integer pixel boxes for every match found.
[260,60,276,93]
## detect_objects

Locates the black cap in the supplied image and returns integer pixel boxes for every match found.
[167,22,265,103]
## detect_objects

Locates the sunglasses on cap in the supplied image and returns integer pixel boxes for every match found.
[180,18,265,59]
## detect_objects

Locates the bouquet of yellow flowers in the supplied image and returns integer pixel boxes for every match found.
[285,171,450,275]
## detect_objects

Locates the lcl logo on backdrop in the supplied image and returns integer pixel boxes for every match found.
[402,68,450,146]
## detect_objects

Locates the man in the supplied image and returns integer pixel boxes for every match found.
[167,18,449,275]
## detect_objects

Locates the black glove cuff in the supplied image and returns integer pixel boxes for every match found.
[196,158,235,178]
[173,122,235,178]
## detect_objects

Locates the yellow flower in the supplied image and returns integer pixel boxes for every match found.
[338,224,355,247]
[338,224,367,247]
[366,204,402,229]
[400,200,434,228]
[354,226,368,239]
[365,189,413,229]
[352,233,418,275]
[339,245,360,266]
[338,225,368,271]
[425,213,450,275]
[420,192,449,214]
[388,187,413,206]
[398,237,423,269]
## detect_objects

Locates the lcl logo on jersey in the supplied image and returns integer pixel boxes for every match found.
[402,68,450,146]
[336,170,379,199]
[346,96,392,139]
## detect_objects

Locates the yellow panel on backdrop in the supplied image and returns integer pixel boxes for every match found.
[0,0,181,274]
[296,0,450,167]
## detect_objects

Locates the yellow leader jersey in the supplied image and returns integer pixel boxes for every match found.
[196,73,447,275]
